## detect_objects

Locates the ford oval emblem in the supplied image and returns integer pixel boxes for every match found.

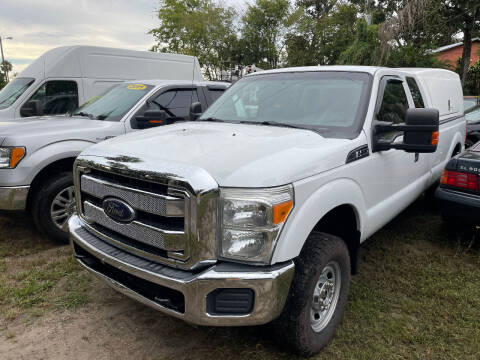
[102,198,136,223]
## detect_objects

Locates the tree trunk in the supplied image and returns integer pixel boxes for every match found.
[460,23,472,86]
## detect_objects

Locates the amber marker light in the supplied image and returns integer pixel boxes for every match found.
[431,131,439,146]
[10,147,26,168]
[273,200,293,224]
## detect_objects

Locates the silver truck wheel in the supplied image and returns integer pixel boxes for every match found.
[32,171,74,243]
[50,186,76,231]
[274,232,351,357]
[310,261,341,333]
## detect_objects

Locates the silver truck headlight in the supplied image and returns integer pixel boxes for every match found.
[219,185,294,264]
[0,147,26,169]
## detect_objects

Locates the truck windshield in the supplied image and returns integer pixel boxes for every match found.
[0,77,35,110]
[200,71,372,138]
[72,83,154,121]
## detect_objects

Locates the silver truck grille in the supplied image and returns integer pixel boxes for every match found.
[77,168,188,263]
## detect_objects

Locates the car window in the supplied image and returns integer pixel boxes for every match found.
[377,80,409,124]
[21,80,78,116]
[152,89,199,119]
[207,89,225,104]
[73,83,154,121]
[0,77,35,110]
[201,72,372,139]
[466,107,480,124]
[406,77,425,108]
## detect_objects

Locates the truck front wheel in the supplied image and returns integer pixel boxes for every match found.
[275,232,351,356]
[32,172,75,243]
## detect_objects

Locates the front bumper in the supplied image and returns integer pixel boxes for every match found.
[435,187,480,224]
[0,186,29,211]
[69,215,295,326]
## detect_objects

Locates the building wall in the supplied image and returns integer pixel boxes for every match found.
[436,41,480,69]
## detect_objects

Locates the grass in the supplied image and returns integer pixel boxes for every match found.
[0,199,479,359]
[0,215,91,324]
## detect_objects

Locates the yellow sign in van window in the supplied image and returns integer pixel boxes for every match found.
[127,84,147,90]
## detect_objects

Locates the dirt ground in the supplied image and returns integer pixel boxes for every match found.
[1,200,479,360]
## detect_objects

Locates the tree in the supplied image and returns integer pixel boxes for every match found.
[442,1,480,85]
[339,20,383,66]
[285,1,357,66]
[239,0,290,69]
[150,0,237,80]
[0,61,12,90]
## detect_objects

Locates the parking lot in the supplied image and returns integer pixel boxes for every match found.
[0,197,479,360]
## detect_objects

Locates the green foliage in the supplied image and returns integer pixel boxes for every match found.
[339,20,383,66]
[285,2,357,66]
[149,0,237,80]
[239,0,290,69]
[464,60,480,96]
[0,60,12,90]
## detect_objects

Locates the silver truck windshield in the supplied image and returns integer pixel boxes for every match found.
[200,71,372,138]
[0,77,35,110]
[73,83,154,121]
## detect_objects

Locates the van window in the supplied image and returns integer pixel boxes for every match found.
[151,89,199,120]
[406,77,425,108]
[0,77,35,110]
[377,80,409,124]
[21,80,78,116]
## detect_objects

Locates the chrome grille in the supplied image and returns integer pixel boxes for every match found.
[81,175,184,217]
[83,202,184,251]
[77,168,188,263]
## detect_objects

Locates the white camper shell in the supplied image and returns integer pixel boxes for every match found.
[0,46,203,120]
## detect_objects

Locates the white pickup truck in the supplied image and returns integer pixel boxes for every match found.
[69,66,465,356]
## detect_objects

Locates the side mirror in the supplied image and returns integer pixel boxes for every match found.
[20,100,43,117]
[189,102,203,121]
[373,108,439,153]
[135,110,167,129]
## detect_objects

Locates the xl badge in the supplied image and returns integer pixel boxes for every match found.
[102,198,136,223]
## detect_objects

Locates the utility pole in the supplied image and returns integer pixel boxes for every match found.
[0,36,13,83]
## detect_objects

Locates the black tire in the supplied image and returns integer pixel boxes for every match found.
[32,171,75,243]
[274,232,351,357]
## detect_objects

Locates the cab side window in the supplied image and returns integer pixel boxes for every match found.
[377,80,409,124]
[406,77,425,108]
[21,80,78,116]
[152,89,199,120]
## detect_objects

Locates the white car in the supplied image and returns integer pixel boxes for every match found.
[69,66,465,356]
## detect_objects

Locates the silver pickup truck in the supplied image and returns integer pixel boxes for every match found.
[0,80,228,241]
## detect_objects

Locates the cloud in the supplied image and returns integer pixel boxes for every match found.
[0,0,159,74]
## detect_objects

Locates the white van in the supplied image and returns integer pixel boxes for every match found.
[0,46,203,120]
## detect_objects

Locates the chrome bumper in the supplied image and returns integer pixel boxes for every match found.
[0,186,29,211]
[69,215,294,326]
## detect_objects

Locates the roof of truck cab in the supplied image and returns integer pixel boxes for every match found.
[245,65,458,77]
[124,79,229,87]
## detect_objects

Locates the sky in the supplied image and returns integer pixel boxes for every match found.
[0,0,244,75]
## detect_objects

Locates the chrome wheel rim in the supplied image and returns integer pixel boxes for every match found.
[50,186,76,231]
[310,261,341,333]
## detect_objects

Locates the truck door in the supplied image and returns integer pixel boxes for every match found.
[360,75,431,237]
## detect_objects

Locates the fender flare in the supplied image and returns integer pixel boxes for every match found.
[23,140,95,184]
[271,178,367,264]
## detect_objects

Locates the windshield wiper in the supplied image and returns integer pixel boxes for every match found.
[240,120,306,130]
[74,112,95,119]
[198,117,225,122]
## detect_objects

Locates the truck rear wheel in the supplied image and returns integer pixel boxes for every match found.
[32,172,75,243]
[274,232,351,356]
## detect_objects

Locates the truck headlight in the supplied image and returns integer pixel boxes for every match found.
[219,185,294,264]
[0,147,26,169]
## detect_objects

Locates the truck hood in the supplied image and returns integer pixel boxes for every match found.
[81,122,365,187]
[0,116,123,147]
